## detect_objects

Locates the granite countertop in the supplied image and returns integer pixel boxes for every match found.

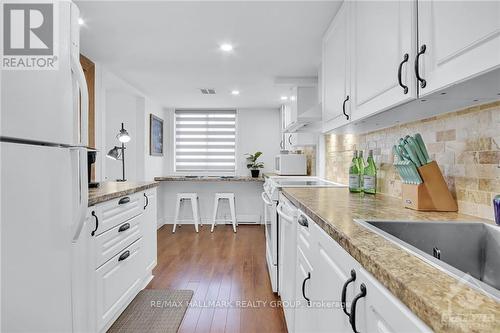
[88,181,159,206]
[282,187,499,333]
[154,176,264,182]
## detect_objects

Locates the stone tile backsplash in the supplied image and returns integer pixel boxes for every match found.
[324,101,500,220]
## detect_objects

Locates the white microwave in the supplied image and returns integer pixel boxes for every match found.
[275,154,307,175]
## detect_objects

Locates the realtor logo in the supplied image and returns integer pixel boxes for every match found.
[1,1,59,70]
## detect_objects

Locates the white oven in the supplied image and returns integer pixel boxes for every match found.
[274,154,307,175]
[261,190,278,292]
[262,176,345,294]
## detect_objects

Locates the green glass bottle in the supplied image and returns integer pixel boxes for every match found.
[363,150,377,194]
[349,151,361,193]
[357,150,365,189]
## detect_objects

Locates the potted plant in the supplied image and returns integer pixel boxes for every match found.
[245,151,264,178]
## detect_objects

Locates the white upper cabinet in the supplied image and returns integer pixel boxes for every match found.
[321,0,500,132]
[350,0,416,121]
[322,2,350,129]
[417,1,500,96]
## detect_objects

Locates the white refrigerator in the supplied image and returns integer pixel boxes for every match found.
[1,1,89,332]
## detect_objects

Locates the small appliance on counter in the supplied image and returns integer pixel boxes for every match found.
[393,133,457,212]
[87,150,100,188]
[274,153,307,175]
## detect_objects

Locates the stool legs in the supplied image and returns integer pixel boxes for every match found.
[173,196,200,233]
[193,197,200,233]
[173,197,181,233]
[211,198,218,233]
[211,195,237,233]
[229,198,237,233]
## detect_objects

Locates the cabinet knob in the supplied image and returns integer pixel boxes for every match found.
[298,215,309,228]
[118,223,130,232]
[118,197,130,205]
[118,250,130,262]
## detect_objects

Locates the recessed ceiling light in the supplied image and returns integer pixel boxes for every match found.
[220,43,233,52]
[290,96,296,101]
[78,18,85,25]
[231,90,240,95]
[280,96,288,101]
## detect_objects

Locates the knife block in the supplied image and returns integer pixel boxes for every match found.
[402,161,458,212]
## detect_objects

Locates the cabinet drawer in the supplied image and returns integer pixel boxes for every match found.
[354,267,432,333]
[95,238,143,332]
[93,214,142,268]
[93,193,143,236]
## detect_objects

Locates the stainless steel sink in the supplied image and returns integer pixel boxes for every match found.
[355,220,500,301]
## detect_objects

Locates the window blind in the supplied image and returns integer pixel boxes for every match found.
[175,109,237,172]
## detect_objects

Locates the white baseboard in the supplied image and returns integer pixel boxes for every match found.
[158,214,262,226]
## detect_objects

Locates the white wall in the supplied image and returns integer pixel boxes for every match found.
[105,91,140,181]
[93,65,168,182]
[236,108,281,176]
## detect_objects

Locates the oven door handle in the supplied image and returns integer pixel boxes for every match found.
[261,191,274,206]
[277,202,295,223]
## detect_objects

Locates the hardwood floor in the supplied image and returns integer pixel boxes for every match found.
[147,225,287,333]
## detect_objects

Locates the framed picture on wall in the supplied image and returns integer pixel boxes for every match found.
[150,114,164,156]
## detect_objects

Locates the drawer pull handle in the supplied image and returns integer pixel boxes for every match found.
[90,211,98,236]
[118,197,130,205]
[397,53,409,94]
[341,269,356,317]
[144,193,149,209]
[342,95,350,120]
[349,283,367,333]
[302,272,311,306]
[118,223,130,232]
[118,250,130,262]
[415,44,427,88]
[298,215,308,228]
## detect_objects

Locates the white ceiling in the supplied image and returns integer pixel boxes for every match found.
[76,1,341,109]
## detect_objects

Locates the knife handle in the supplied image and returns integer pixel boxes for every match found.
[415,133,431,163]
[407,137,427,166]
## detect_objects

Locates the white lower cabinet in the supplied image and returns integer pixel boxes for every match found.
[311,220,358,333]
[74,188,158,333]
[352,266,433,333]
[95,238,144,331]
[287,211,432,333]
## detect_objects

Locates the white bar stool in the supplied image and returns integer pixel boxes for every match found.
[211,193,237,233]
[173,193,201,233]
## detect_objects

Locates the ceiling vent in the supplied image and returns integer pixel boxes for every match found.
[200,88,216,95]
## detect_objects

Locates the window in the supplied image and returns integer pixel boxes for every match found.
[175,109,237,173]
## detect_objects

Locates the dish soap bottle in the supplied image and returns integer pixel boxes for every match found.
[349,151,361,193]
[363,150,377,194]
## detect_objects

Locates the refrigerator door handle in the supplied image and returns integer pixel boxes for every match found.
[71,147,88,242]
[71,55,89,147]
